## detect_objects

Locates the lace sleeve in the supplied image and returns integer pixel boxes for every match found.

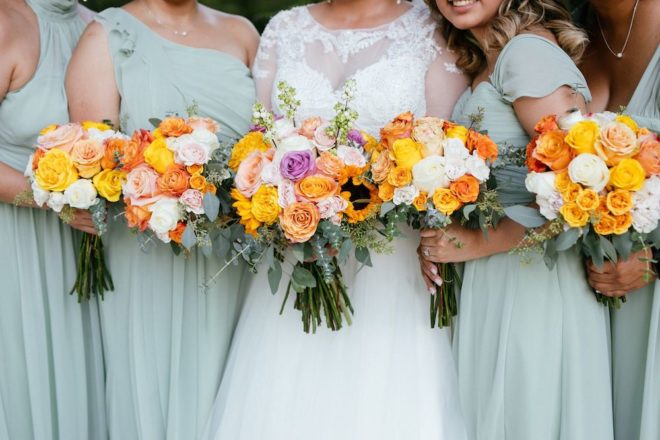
[252,14,282,109]
[425,33,469,119]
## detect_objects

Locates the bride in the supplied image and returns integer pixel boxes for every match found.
[203,0,468,438]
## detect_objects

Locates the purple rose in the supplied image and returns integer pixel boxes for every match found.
[249,124,267,133]
[347,129,365,146]
[280,150,315,181]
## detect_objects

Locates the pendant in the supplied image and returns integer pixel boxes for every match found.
[616,53,623,58]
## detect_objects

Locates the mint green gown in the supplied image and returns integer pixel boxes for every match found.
[609,45,659,440]
[95,8,254,439]
[450,35,613,440]
[0,1,106,439]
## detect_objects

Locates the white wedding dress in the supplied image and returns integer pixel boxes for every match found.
[203,4,468,439]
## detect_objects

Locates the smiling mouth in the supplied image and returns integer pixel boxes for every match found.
[448,0,477,6]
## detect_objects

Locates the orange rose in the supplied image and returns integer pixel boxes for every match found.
[299,116,323,140]
[189,174,207,191]
[295,174,338,202]
[606,189,633,215]
[525,136,548,172]
[595,121,639,165]
[450,175,480,203]
[125,201,152,232]
[594,213,616,235]
[467,130,498,163]
[387,166,412,187]
[159,117,193,137]
[380,112,413,150]
[169,222,187,244]
[157,166,190,197]
[371,150,393,184]
[186,164,203,175]
[101,138,126,170]
[316,151,344,178]
[413,192,428,211]
[633,134,660,176]
[534,115,560,134]
[205,183,217,194]
[187,116,219,133]
[279,202,320,243]
[70,139,105,178]
[378,182,395,202]
[613,212,633,235]
[31,149,45,171]
[432,188,462,215]
[533,130,573,171]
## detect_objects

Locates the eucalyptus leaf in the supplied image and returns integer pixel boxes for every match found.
[303,243,315,261]
[338,239,352,264]
[612,233,633,261]
[503,205,547,228]
[268,259,282,294]
[200,242,212,258]
[170,241,182,256]
[148,118,162,128]
[555,228,580,252]
[600,236,618,263]
[355,246,372,267]
[292,265,317,288]
[181,224,197,249]
[583,234,604,268]
[292,244,305,263]
[462,204,477,220]
[203,192,221,222]
[380,202,396,217]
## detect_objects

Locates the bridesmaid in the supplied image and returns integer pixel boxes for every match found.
[66,0,258,438]
[578,1,660,439]
[0,1,105,439]
[419,0,614,438]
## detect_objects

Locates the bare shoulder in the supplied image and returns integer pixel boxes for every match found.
[0,4,27,48]
[203,7,259,47]
[77,20,109,48]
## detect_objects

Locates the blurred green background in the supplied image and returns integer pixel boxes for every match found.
[83,1,314,31]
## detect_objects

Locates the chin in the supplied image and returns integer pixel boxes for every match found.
[435,0,501,31]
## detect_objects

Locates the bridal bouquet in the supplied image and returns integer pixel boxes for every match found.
[25,121,128,300]
[518,111,660,307]
[228,81,390,333]
[119,116,233,254]
[375,112,501,328]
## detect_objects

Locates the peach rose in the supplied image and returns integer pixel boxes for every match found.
[156,166,190,197]
[235,150,269,197]
[387,166,412,187]
[380,112,413,150]
[316,151,344,178]
[534,115,560,134]
[467,130,498,163]
[279,202,320,243]
[123,164,159,203]
[371,150,393,184]
[412,117,445,156]
[595,121,639,165]
[125,201,152,232]
[159,117,193,137]
[295,174,338,202]
[187,116,220,133]
[450,174,480,203]
[299,117,323,140]
[37,123,83,153]
[533,130,573,171]
[634,134,660,176]
[70,139,105,178]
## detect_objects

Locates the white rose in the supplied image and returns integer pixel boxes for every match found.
[567,153,610,192]
[412,156,450,195]
[87,128,128,143]
[443,138,470,159]
[336,145,366,168]
[525,171,557,198]
[47,192,66,213]
[465,152,491,182]
[179,189,205,215]
[631,206,659,234]
[444,157,468,181]
[557,110,585,130]
[31,181,50,207]
[274,135,314,164]
[24,155,35,178]
[393,185,419,206]
[148,197,181,235]
[155,231,172,244]
[589,111,617,127]
[191,128,220,152]
[64,179,99,209]
[273,118,297,140]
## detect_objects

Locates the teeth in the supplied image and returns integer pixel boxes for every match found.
[450,0,476,6]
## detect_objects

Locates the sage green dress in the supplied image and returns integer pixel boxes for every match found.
[450,35,613,440]
[0,1,106,439]
[95,8,254,439]
[609,45,659,440]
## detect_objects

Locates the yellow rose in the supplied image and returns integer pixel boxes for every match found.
[152,128,164,139]
[413,192,428,211]
[92,169,126,202]
[251,185,280,225]
[378,182,395,202]
[229,132,270,171]
[39,124,58,135]
[189,174,207,191]
[387,166,412,187]
[445,125,468,143]
[554,171,572,193]
[144,138,175,174]
[561,182,583,203]
[609,158,645,191]
[560,202,589,228]
[565,120,599,155]
[575,188,599,211]
[615,115,639,133]
[613,212,633,235]
[594,213,616,235]
[606,189,633,215]
[432,188,462,216]
[362,132,380,154]
[390,138,422,170]
[35,149,79,192]
[82,121,112,131]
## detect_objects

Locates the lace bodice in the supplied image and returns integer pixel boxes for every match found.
[253,4,466,136]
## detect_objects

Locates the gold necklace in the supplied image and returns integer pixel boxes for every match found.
[144,1,192,37]
[596,0,640,59]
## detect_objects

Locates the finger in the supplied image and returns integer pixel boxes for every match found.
[420,271,436,293]
[587,272,616,285]
[607,290,628,298]
[72,225,99,235]
[421,260,443,286]
[420,229,438,238]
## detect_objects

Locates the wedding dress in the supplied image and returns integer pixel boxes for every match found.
[202,4,468,439]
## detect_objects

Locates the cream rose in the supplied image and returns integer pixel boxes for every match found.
[191,128,220,152]
[31,181,50,207]
[393,185,420,206]
[567,153,610,192]
[412,117,446,157]
[148,197,181,235]
[64,179,98,209]
[525,171,557,198]
[443,138,470,159]
[412,156,450,195]
[274,118,297,140]
[47,192,66,213]
[465,153,490,182]
[557,110,585,130]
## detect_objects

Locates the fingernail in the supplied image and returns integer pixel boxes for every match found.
[428,287,436,294]
[431,266,437,275]
[435,278,443,286]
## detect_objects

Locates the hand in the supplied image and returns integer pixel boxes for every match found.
[417,245,443,294]
[419,223,485,264]
[587,249,657,297]
[68,209,98,235]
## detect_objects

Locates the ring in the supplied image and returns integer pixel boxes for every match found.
[423,248,430,257]
[595,290,602,294]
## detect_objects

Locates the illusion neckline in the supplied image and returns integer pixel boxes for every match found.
[302,4,417,33]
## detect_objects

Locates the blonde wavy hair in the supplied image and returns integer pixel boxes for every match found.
[425,0,588,76]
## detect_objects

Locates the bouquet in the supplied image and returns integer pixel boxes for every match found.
[375,112,501,328]
[25,121,128,300]
[119,116,233,255]
[228,81,391,333]
[517,111,660,307]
